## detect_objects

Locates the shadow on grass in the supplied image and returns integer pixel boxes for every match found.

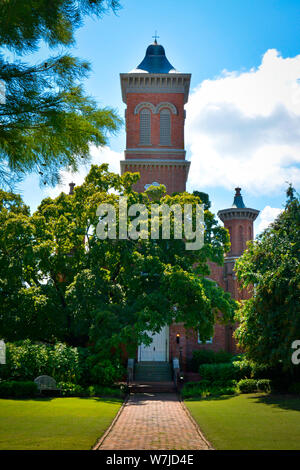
[78,396,123,405]
[0,396,124,405]
[185,392,300,409]
[102,393,180,406]
[0,396,55,402]
[248,393,300,412]
[184,393,238,402]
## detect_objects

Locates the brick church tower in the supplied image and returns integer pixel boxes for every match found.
[120,39,191,194]
[121,41,260,368]
[217,187,260,308]
[172,188,260,364]
[216,188,260,353]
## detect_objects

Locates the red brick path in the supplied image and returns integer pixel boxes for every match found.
[96,393,211,450]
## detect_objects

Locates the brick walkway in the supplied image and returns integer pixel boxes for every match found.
[96,393,211,450]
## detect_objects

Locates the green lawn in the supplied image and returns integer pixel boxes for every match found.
[0,397,122,450]
[186,393,300,450]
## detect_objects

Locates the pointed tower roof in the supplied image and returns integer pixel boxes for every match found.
[130,40,178,74]
[120,40,191,104]
[218,187,259,222]
[232,187,246,208]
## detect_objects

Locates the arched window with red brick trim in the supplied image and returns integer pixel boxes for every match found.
[160,108,171,145]
[139,108,151,145]
[248,225,252,240]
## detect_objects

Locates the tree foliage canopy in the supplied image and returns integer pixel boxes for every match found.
[0,166,236,359]
[234,186,300,369]
[0,1,120,53]
[0,0,121,188]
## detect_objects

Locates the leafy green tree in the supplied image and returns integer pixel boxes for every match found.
[0,165,236,361]
[234,186,300,369]
[0,0,121,188]
[0,189,66,341]
[193,190,211,210]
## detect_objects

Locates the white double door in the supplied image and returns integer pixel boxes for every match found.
[138,326,169,362]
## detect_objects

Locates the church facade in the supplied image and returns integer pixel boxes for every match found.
[120,40,259,369]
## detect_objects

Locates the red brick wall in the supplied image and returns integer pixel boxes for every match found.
[124,90,188,194]
[126,93,185,149]
[186,324,228,357]
[224,218,253,256]
[169,322,230,369]
[123,162,188,194]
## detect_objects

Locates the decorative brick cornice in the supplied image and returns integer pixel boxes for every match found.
[218,207,260,222]
[120,73,191,104]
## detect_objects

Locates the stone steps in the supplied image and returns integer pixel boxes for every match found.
[135,375,172,381]
[134,361,172,382]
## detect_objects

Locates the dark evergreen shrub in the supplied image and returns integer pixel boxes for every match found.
[288,382,300,394]
[0,381,38,398]
[191,350,234,371]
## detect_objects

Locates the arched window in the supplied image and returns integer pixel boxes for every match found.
[160,109,171,145]
[139,108,151,145]
[239,225,244,253]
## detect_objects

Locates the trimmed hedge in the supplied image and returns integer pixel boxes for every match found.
[197,359,279,385]
[181,381,236,399]
[0,381,38,398]
[57,382,127,398]
[257,379,271,393]
[198,361,251,384]
[0,380,127,398]
[88,385,127,398]
[190,349,236,371]
[182,377,272,398]
[237,379,258,393]
[237,378,272,393]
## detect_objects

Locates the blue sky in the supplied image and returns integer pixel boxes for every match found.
[15,0,300,233]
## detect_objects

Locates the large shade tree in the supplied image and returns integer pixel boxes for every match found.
[0,0,121,188]
[234,186,300,370]
[0,165,236,361]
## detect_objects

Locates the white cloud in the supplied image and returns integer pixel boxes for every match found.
[257,205,283,233]
[186,49,300,194]
[44,146,122,199]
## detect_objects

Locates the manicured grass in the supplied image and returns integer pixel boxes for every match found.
[186,393,300,450]
[0,397,122,450]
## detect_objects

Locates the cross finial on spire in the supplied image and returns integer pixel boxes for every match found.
[152,31,159,44]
